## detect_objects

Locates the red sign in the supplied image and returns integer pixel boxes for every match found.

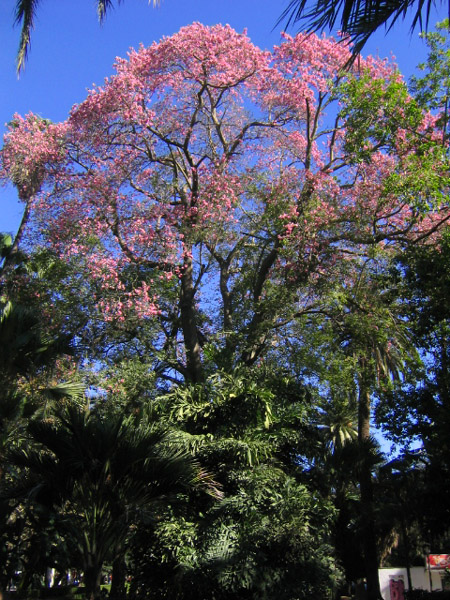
[427,555,450,570]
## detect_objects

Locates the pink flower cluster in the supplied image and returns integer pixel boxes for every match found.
[1,23,449,323]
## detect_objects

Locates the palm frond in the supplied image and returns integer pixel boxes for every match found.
[97,0,161,22]
[15,0,161,73]
[39,381,86,403]
[279,0,450,54]
[15,0,41,73]
[335,435,385,475]
[97,0,116,22]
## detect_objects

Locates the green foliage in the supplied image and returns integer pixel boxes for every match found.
[318,391,358,452]
[1,404,221,599]
[336,65,450,218]
[337,71,423,161]
[373,228,450,558]
[376,230,450,447]
[127,367,341,600]
[279,0,444,55]
[5,20,450,597]
[410,20,450,139]
[131,467,340,600]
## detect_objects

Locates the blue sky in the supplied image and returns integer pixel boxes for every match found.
[0,0,443,236]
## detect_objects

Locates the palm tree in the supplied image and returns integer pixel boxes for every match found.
[0,295,81,484]
[0,299,74,384]
[279,0,449,55]
[2,405,221,600]
[333,277,416,600]
[319,391,358,453]
[13,0,159,73]
[333,437,385,597]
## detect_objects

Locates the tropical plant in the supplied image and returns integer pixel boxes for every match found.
[331,268,416,600]
[318,390,358,452]
[128,367,342,599]
[377,229,450,552]
[2,22,450,599]
[2,405,221,600]
[410,20,450,142]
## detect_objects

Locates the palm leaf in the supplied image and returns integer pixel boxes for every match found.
[279,0,450,54]
[38,382,86,403]
[14,0,40,72]
[15,1,162,73]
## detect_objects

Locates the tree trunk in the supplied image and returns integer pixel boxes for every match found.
[399,517,413,595]
[179,255,204,383]
[359,458,382,600]
[109,555,126,600]
[241,244,279,366]
[358,380,371,442]
[358,371,383,600]
[219,259,235,365]
[84,561,103,600]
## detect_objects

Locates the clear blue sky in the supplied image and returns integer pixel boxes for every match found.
[0,0,443,236]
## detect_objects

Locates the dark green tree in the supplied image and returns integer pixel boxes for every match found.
[2,405,221,600]
[410,18,450,143]
[128,367,342,600]
[376,231,450,553]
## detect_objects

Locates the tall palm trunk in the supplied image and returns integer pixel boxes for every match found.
[358,362,383,600]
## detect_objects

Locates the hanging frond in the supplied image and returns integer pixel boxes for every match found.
[279,0,450,55]
[14,0,161,73]
[14,0,41,73]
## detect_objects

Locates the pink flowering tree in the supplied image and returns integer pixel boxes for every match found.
[1,23,449,387]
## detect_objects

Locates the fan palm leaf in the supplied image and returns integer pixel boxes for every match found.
[0,300,73,381]
[2,406,221,599]
[319,393,358,452]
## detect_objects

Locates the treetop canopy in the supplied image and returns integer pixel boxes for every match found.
[1,24,449,380]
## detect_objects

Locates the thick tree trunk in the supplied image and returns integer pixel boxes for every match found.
[110,555,126,600]
[359,457,382,600]
[179,255,204,383]
[358,381,371,442]
[83,561,103,600]
[358,373,383,600]
[219,259,236,364]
